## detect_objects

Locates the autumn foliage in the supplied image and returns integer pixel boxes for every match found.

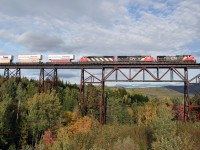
[172,104,184,120]
[42,129,56,146]
[67,116,97,135]
[0,78,200,150]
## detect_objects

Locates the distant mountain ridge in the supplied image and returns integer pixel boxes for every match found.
[165,84,200,94]
[114,83,200,95]
[113,83,200,99]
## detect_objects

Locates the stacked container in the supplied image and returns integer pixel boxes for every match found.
[0,55,13,63]
[48,55,75,63]
[18,55,42,63]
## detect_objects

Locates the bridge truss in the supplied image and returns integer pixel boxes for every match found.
[1,63,200,124]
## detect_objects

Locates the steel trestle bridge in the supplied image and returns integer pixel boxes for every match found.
[1,62,200,124]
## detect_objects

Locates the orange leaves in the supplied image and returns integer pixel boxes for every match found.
[67,116,95,135]
[42,129,56,146]
[172,104,184,120]
[41,116,94,148]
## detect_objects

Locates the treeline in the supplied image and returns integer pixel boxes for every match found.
[0,77,200,150]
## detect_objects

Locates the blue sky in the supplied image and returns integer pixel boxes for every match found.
[0,0,200,85]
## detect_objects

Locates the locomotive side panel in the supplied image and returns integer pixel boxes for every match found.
[117,56,154,62]
[157,56,178,62]
[80,56,115,62]
[157,55,196,62]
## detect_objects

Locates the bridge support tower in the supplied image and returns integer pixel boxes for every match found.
[3,68,21,80]
[38,68,58,93]
[79,68,107,125]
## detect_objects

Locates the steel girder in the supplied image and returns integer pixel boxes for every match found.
[79,67,200,124]
[3,68,21,80]
[38,68,58,93]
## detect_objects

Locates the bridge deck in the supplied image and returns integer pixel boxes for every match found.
[0,62,200,69]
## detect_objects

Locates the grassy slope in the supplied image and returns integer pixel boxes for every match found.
[126,87,184,100]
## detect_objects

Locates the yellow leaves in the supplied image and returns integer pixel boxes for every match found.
[127,107,134,118]
[123,94,131,103]
[64,111,79,124]
[113,88,127,97]
[136,100,158,126]
[67,116,95,135]
[44,127,70,150]
[44,116,97,150]
[123,94,129,100]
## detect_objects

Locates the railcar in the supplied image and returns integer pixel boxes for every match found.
[157,55,196,63]
[0,55,13,63]
[117,56,154,62]
[48,54,75,63]
[80,56,115,62]
[18,55,42,63]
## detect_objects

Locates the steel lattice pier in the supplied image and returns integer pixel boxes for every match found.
[1,62,200,124]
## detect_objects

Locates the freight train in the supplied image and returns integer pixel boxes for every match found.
[0,55,196,64]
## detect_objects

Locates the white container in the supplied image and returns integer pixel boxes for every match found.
[0,60,12,63]
[0,55,13,60]
[18,55,42,60]
[48,54,75,60]
[18,59,41,63]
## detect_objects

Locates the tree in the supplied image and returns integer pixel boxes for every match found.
[0,79,18,148]
[64,87,78,111]
[0,78,17,99]
[131,94,149,105]
[85,84,101,118]
[27,92,62,145]
[134,100,158,126]
[16,82,29,149]
[0,94,13,148]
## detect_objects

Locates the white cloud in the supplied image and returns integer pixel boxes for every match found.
[0,0,199,57]
[1,0,200,85]
[16,32,67,52]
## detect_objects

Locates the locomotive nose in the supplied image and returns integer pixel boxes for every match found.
[145,56,154,62]
[80,57,88,62]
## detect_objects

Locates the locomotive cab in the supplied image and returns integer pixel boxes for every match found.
[182,55,196,62]
[143,56,154,62]
[80,57,88,62]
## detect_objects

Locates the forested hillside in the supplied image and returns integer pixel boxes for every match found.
[0,77,200,150]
